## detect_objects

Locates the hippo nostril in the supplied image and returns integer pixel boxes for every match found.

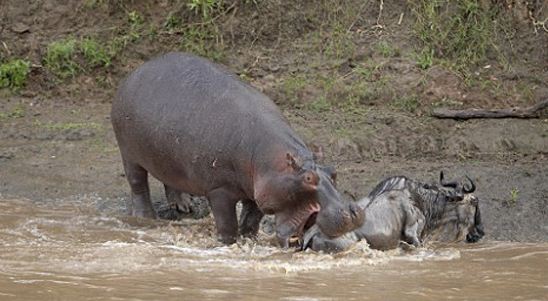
[349,204,358,219]
[466,233,481,243]
[466,233,474,243]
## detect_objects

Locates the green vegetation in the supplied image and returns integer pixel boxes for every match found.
[509,188,519,206]
[126,10,144,41]
[164,13,182,31]
[0,59,31,90]
[282,75,308,105]
[415,48,434,70]
[392,95,419,113]
[307,96,332,113]
[0,104,26,120]
[187,0,221,20]
[35,121,101,131]
[43,36,116,79]
[323,24,355,60]
[376,41,398,58]
[43,38,80,78]
[180,24,225,61]
[80,38,111,68]
[410,0,500,75]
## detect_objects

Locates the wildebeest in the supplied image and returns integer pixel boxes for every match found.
[302,172,485,252]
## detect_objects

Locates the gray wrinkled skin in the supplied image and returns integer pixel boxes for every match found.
[111,52,364,246]
[303,175,484,252]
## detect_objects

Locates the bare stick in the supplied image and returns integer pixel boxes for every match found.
[431,99,548,120]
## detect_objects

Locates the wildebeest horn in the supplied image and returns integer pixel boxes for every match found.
[463,175,476,193]
[439,171,458,188]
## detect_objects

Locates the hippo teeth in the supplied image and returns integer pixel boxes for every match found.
[295,202,320,243]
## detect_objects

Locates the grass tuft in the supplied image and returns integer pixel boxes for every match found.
[80,38,111,68]
[43,38,79,78]
[410,0,500,75]
[0,59,31,90]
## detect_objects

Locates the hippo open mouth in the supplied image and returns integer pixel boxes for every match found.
[276,202,320,248]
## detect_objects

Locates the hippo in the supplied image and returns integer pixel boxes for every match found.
[302,172,484,252]
[111,52,364,246]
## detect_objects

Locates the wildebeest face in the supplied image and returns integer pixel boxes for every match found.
[427,193,484,243]
[429,172,484,243]
[465,195,484,242]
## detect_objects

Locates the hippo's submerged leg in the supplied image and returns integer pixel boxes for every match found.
[122,159,157,218]
[239,200,264,238]
[164,184,191,213]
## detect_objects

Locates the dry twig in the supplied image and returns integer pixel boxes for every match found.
[432,99,548,120]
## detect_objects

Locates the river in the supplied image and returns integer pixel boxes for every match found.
[0,198,546,300]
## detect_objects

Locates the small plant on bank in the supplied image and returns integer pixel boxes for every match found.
[0,104,26,120]
[0,59,31,91]
[127,10,144,27]
[392,95,419,113]
[282,75,308,105]
[80,38,111,68]
[509,188,519,206]
[180,24,225,61]
[308,97,332,113]
[415,47,434,70]
[43,38,79,78]
[43,36,115,79]
[164,13,182,31]
[376,41,397,58]
[187,0,221,20]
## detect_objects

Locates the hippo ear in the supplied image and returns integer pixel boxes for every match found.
[310,144,324,161]
[286,153,301,172]
[321,166,337,185]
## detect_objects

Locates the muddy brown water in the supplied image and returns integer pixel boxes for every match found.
[1,198,546,301]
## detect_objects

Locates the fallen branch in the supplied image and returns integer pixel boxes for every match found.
[432,99,548,120]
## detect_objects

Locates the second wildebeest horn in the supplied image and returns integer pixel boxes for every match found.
[463,175,476,193]
[439,171,458,188]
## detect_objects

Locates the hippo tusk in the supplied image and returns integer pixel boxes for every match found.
[463,175,476,193]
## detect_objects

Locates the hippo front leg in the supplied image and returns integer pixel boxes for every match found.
[239,199,264,238]
[207,187,240,244]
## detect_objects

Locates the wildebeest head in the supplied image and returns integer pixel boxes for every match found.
[426,172,484,243]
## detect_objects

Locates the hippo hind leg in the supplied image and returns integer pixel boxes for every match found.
[239,199,264,238]
[164,184,192,213]
[122,159,156,219]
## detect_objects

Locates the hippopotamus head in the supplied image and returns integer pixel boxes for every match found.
[254,153,365,248]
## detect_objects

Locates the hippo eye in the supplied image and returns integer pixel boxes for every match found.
[302,171,319,186]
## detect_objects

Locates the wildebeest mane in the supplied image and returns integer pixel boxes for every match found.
[367,175,456,231]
